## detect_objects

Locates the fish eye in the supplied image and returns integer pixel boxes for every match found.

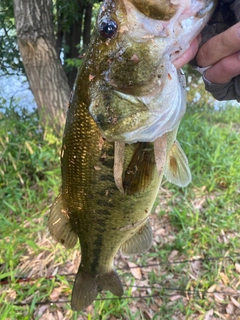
[98,17,118,39]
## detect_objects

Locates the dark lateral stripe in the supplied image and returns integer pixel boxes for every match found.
[99,158,114,168]
[94,219,107,228]
[95,209,111,216]
[91,234,103,273]
[96,199,114,208]
[99,174,114,182]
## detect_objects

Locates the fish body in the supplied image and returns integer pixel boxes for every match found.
[48,0,217,311]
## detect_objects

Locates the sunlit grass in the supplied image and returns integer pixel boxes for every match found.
[0,101,239,319]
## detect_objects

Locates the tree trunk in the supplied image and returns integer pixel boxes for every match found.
[13,0,71,132]
[64,0,84,89]
[83,4,93,47]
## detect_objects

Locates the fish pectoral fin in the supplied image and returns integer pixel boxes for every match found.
[48,194,78,249]
[164,140,192,187]
[120,219,152,256]
[71,269,123,311]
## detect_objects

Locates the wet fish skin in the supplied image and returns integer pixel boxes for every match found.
[49,66,167,310]
[48,0,217,311]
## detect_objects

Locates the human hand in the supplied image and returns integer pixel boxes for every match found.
[174,0,240,102]
[196,22,240,84]
[173,36,200,69]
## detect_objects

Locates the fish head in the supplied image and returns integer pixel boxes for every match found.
[88,0,218,143]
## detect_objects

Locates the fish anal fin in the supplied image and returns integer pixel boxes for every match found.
[71,268,123,311]
[48,194,78,249]
[164,140,192,187]
[120,219,152,256]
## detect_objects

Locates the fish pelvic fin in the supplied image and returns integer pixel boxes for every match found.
[164,140,192,187]
[123,142,156,195]
[71,268,123,311]
[48,194,78,249]
[114,141,125,194]
[120,219,152,256]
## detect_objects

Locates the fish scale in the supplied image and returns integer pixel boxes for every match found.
[48,0,217,311]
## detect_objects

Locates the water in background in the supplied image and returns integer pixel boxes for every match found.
[0,71,238,114]
[0,72,36,112]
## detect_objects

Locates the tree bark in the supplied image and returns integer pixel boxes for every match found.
[13,0,71,132]
[83,4,93,47]
[64,0,84,89]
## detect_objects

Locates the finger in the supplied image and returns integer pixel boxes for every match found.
[204,52,240,84]
[196,22,240,67]
[173,36,200,69]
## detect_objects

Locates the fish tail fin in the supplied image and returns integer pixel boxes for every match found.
[48,194,78,249]
[71,270,98,311]
[71,268,123,311]
[97,270,123,296]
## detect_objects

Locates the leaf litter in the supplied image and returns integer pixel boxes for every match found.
[1,186,239,319]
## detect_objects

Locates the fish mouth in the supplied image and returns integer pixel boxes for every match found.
[105,0,216,95]
[127,0,179,20]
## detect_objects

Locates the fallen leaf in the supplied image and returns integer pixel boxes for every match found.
[143,309,153,320]
[235,263,240,273]
[50,288,61,301]
[86,304,94,314]
[40,310,55,320]
[169,295,183,301]
[150,303,159,312]
[214,293,225,303]
[230,297,240,309]
[35,305,49,318]
[56,310,64,320]
[220,272,229,285]
[226,303,235,314]
[203,309,213,320]
[207,284,216,293]
[128,262,142,280]
[6,289,16,302]
[168,250,178,261]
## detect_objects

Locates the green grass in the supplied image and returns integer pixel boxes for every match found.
[0,100,239,319]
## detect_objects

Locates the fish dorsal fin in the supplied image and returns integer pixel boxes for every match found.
[120,219,152,256]
[48,194,78,249]
[164,140,191,187]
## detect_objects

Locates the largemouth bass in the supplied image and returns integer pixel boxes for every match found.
[48,0,217,311]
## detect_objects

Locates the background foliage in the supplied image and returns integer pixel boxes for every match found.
[0,0,100,85]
